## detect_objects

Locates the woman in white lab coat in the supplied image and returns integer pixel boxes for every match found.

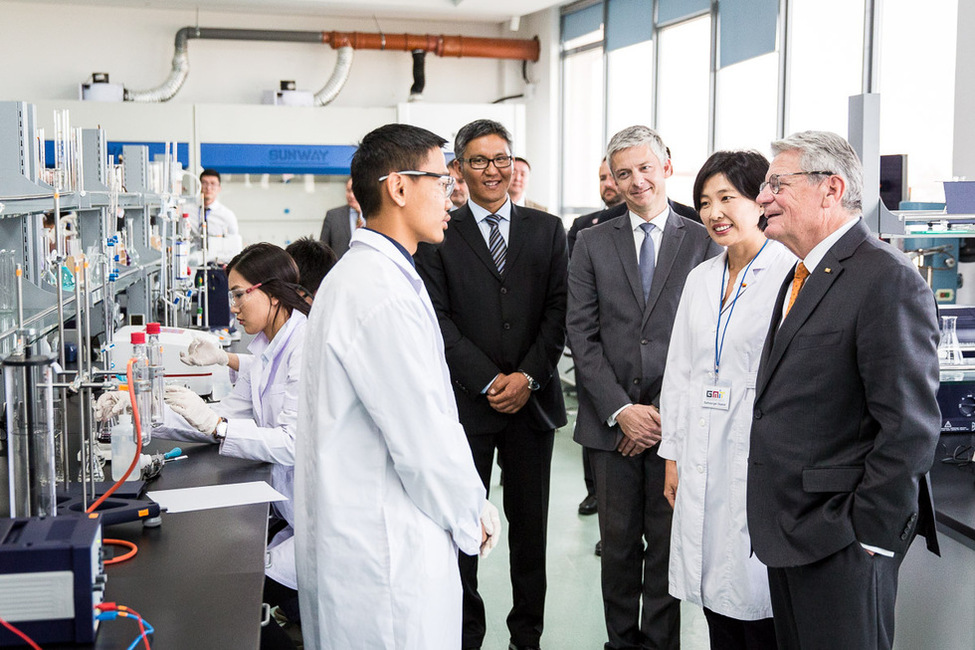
[658,151,795,649]
[97,242,310,648]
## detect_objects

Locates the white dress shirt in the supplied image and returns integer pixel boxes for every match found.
[468,197,513,248]
[201,200,239,237]
[628,205,669,265]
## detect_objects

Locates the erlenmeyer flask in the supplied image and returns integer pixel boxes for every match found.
[938,315,965,366]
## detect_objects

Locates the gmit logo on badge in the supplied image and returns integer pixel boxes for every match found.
[707,389,725,399]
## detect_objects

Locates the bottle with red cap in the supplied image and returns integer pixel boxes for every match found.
[146,323,165,426]
[129,331,152,443]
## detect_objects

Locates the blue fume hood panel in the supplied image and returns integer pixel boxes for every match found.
[44,140,190,168]
[200,143,356,175]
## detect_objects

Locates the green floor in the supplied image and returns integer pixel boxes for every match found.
[476,394,711,649]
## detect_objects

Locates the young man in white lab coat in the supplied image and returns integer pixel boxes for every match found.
[295,123,500,650]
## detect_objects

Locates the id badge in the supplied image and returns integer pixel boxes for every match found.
[701,383,731,410]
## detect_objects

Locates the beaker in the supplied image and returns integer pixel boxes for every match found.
[938,315,965,366]
[3,340,58,517]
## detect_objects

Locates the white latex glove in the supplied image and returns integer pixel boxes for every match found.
[180,336,229,367]
[164,385,220,435]
[93,391,131,422]
[479,501,502,559]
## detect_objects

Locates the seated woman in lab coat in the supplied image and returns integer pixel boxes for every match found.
[95,242,310,648]
[658,151,796,650]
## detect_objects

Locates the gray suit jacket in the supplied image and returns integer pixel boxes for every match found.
[567,209,721,451]
[747,219,941,567]
[319,205,355,258]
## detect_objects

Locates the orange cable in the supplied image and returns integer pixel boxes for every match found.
[102,538,138,565]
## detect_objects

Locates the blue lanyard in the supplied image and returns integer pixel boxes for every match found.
[713,240,768,377]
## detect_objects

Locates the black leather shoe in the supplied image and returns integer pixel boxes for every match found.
[578,494,598,515]
[508,644,541,650]
[595,539,602,556]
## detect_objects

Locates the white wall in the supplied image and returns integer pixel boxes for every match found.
[513,8,562,218]
[0,2,518,106]
[0,0,562,241]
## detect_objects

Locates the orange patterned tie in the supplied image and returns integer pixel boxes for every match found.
[784,262,809,316]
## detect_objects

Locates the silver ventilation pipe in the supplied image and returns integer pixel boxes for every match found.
[314,46,354,106]
[123,27,193,103]
[122,28,354,104]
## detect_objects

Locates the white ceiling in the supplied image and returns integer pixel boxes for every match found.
[27,0,567,24]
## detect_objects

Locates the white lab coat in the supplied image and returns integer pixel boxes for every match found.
[296,228,485,650]
[154,311,305,589]
[658,241,794,621]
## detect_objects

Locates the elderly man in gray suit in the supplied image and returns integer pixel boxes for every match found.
[319,177,362,258]
[567,125,720,650]
[747,131,941,650]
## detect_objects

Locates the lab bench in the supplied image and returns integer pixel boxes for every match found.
[1,440,271,650]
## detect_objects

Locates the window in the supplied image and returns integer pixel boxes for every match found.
[879,0,958,203]
[787,0,865,136]
[655,15,711,205]
[714,52,779,153]
[606,40,655,139]
[562,46,607,215]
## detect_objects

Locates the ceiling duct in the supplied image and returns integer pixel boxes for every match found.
[123,27,540,105]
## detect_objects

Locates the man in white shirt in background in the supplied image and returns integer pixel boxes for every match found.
[199,169,240,237]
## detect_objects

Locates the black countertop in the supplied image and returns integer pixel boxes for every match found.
[931,433,975,550]
[3,440,271,649]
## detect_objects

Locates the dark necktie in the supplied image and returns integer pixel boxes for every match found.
[485,214,507,274]
[639,222,656,301]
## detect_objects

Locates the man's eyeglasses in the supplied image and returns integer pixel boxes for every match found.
[378,171,456,198]
[457,155,514,170]
[759,171,835,195]
[228,282,263,307]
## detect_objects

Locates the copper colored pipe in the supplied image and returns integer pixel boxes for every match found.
[323,31,540,62]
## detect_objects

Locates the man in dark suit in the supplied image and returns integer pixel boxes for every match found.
[415,119,568,650]
[567,125,720,650]
[318,177,362,257]
[747,131,941,650]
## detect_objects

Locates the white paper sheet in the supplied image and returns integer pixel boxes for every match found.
[147,480,286,513]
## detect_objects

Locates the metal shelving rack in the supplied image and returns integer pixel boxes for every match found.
[0,101,163,357]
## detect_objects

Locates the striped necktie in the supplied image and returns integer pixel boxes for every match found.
[485,214,507,274]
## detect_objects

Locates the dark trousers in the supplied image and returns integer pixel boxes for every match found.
[459,420,555,648]
[260,577,298,650]
[702,608,776,650]
[583,446,596,497]
[591,447,680,650]
[766,541,903,650]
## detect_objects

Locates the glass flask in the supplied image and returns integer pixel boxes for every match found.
[938,315,965,366]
